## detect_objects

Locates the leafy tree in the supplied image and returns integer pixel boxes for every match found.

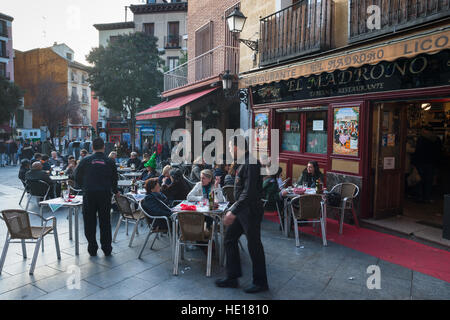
[87,32,164,151]
[0,76,23,124]
[30,77,81,139]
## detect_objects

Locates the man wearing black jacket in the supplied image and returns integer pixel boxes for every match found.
[215,136,269,294]
[75,138,119,257]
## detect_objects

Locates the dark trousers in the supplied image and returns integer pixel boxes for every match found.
[82,191,112,252]
[224,207,268,287]
[417,164,434,201]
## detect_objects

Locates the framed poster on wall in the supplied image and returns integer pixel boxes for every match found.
[254,113,269,151]
[333,106,360,157]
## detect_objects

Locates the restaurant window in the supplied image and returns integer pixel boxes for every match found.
[281,113,301,152]
[306,111,327,154]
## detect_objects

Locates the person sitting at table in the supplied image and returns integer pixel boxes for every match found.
[79,149,88,160]
[30,153,42,165]
[18,158,31,185]
[223,162,237,186]
[161,168,191,204]
[158,165,172,186]
[190,156,204,183]
[41,154,52,172]
[108,151,117,163]
[25,161,57,198]
[213,158,228,187]
[127,152,141,169]
[141,178,173,230]
[48,151,63,167]
[138,153,150,171]
[296,160,324,188]
[65,157,78,180]
[263,167,284,210]
[187,169,225,203]
[141,153,159,181]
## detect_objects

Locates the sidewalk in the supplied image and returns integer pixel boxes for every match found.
[0,165,449,300]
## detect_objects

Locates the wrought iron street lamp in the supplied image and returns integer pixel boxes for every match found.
[226,7,258,52]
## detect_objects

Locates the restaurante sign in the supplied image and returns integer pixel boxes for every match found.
[251,50,450,105]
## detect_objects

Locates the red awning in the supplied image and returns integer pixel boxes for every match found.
[136,87,218,120]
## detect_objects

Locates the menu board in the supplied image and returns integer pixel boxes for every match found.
[333,107,359,156]
[254,113,269,151]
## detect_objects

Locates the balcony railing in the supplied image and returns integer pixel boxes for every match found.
[349,0,450,43]
[164,45,239,92]
[164,35,182,49]
[259,0,331,66]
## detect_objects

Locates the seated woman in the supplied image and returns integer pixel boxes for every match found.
[213,162,228,187]
[18,159,31,185]
[65,157,78,180]
[158,165,172,186]
[161,168,191,204]
[296,160,324,188]
[138,153,150,170]
[141,153,159,181]
[187,169,225,203]
[141,178,172,230]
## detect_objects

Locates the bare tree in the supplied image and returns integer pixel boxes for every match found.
[30,78,81,140]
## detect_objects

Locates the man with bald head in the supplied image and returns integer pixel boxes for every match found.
[25,161,56,198]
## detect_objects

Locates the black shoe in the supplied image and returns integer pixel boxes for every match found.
[244,284,269,294]
[102,247,112,256]
[215,278,239,288]
[88,248,97,257]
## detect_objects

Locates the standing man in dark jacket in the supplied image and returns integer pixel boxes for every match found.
[74,138,119,257]
[216,135,269,294]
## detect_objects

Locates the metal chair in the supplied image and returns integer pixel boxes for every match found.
[262,197,284,233]
[290,195,327,246]
[138,201,173,259]
[113,194,145,247]
[222,185,235,204]
[24,180,51,211]
[0,209,61,275]
[19,179,29,206]
[327,183,360,234]
[67,180,82,196]
[280,178,290,189]
[172,211,216,277]
[183,175,196,189]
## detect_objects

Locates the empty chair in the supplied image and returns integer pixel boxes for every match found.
[290,194,327,247]
[138,201,173,259]
[113,194,145,247]
[222,185,235,204]
[24,180,51,211]
[0,210,61,275]
[262,197,284,233]
[67,179,82,196]
[173,212,216,277]
[19,178,29,206]
[326,183,359,234]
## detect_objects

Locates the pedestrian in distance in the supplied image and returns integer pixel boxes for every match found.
[74,137,119,257]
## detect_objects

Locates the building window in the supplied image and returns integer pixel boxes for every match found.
[71,87,78,100]
[82,89,88,103]
[281,113,301,152]
[66,52,73,60]
[0,40,6,58]
[0,62,6,78]
[143,23,155,37]
[306,111,328,154]
[167,57,179,71]
[109,36,120,44]
[0,20,7,37]
[71,72,76,82]
[166,22,180,48]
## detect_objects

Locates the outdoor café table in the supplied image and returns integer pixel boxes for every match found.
[118,180,133,190]
[118,167,133,173]
[171,200,229,267]
[50,175,70,183]
[123,172,142,178]
[125,189,147,203]
[282,187,327,238]
[39,195,83,255]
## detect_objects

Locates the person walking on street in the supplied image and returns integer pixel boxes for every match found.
[74,137,119,257]
[215,135,269,294]
[7,139,18,166]
[0,139,6,167]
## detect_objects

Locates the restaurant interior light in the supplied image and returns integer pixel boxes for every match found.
[421,103,431,111]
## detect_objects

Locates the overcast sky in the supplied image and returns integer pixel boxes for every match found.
[2,0,146,65]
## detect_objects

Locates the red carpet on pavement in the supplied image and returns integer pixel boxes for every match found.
[264,211,450,283]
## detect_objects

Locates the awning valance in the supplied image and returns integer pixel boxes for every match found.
[136,87,219,120]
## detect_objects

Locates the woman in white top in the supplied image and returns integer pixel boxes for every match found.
[187,169,225,203]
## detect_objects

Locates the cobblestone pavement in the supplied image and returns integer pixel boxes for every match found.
[0,165,449,300]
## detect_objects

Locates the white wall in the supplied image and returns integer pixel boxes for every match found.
[98,28,135,47]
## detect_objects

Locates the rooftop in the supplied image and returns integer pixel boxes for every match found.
[129,2,187,14]
[93,22,135,31]
[0,12,14,22]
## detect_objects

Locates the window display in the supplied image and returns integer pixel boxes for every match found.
[333,107,359,156]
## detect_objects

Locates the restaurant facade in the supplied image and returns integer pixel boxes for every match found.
[238,0,450,224]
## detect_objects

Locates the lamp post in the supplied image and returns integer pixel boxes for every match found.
[226,7,258,52]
